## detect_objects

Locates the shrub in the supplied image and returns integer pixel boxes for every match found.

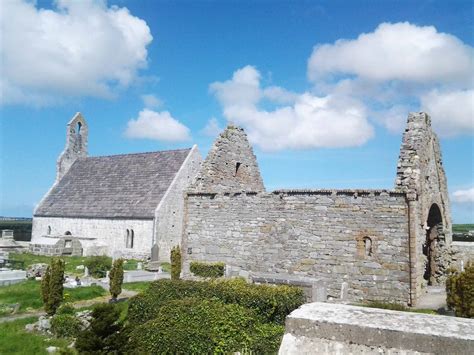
[75,303,125,353]
[446,263,474,318]
[51,314,81,338]
[190,261,225,278]
[84,256,112,278]
[129,298,284,354]
[170,245,181,280]
[56,303,75,315]
[128,278,305,325]
[42,258,65,315]
[109,258,124,300]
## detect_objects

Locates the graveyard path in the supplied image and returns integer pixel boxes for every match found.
[0,289,138,323]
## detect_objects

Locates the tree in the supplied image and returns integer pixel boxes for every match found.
[446,262,474,318]
[42,258,65,315]
[109,258,124,300]
[170,245,182,280]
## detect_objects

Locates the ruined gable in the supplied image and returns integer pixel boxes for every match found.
[190,125,265,192]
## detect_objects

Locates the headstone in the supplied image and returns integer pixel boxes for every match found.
[137,262,143,270]
[106,270,110,279]
[84,266,89,277]
[158,266,163,273]
[312,284,327,302]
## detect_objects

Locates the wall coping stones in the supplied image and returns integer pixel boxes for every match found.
[281,302,474,354]
[187,189,407,198]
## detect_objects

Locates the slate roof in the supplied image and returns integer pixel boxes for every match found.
[35,149,191,219]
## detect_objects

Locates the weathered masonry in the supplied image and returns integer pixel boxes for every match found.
[182,113,454,305]
[31,113,202,261]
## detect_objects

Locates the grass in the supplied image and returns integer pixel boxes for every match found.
[122,281,153,293]
[8,253,144,276]
[0,280,106,314]
[452,224,474,233]
[0,317,70,355]
[360,301,438,315]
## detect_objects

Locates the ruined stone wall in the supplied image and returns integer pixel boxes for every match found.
[183,190,410,304]
[154,145,203,262]
[451,242,474,268]
[32,216,153,259]
[395,112,452,301]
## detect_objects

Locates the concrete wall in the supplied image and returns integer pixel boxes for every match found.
[279,302,474,355]
[154,145,203,261]
[183,190,411,304]
[32,216,153,259]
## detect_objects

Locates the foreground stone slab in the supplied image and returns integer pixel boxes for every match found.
[279,302,474,355]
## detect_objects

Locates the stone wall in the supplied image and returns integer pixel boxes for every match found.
[32,216,153,259]
[154,145,203,261]
[279,302,474,355]
[395,112,453,302]
[452,241,474,268]
[30,237,83,256]
[183,190,411,304]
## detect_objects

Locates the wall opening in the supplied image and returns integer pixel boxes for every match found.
[423,204,443,285]
[47,226,51,235]
[363,237,373,257]
[64,231,72,236]
[126,229,134,249]
[76,122,82,136]
[235,162,241,177]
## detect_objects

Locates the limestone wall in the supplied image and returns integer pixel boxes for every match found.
[154,145,203,261]
[279,302,474,355]
[31,216,153,259]
[183,190,411,303]
[452,241,474,268]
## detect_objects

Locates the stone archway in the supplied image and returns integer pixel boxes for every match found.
[423,204,443,285]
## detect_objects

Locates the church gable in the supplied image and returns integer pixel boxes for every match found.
[191,125,265,192]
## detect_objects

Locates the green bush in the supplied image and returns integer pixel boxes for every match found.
[51,314,81,338]
[56,303,75,315]
[109,258,124,300]
[446,263,474,318]
[128,278,305,325]
[129,298,284,354]
[170,245,181,280]
[84,256,112,278]
[42,258,65,315]
[190,261,225,278]
[75,303,126,353]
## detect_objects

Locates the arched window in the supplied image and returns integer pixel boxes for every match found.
[64,231,72,236]
[76,122,82,136]
[126,229,134,249]
[47,226,51,235]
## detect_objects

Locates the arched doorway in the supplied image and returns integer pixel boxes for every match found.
[423,204,443,285]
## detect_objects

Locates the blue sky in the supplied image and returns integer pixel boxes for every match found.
[0,0,473,222]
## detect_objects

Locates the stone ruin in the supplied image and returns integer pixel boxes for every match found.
[182,112,457,306]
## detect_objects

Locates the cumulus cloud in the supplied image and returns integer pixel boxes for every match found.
[307,22,474,137]
[141,94,162,109]
[1,0,152,105]
[125,109,191,142]
[452,188,474,203]
[201,117,223,137]
[210,66,373,151]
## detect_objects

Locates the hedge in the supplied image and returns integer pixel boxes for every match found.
[129,298,284,354]
[446,263,474,318]
[190,261,225,278]
[128,278,305,325]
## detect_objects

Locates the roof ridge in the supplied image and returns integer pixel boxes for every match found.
[84,148,192,159]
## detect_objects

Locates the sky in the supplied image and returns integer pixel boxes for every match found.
[0,0,473,223]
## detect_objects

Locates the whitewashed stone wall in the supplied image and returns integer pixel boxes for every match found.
[31,217,153,259]
[183,190,411,304]
[154,145,202,261]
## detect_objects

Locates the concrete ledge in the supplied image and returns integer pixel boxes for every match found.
[279,302,474,355]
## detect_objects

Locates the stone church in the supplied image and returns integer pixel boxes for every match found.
[30,113,202,261]
[181,112,453,306]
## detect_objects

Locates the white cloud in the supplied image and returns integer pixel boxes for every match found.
[307,22,474,137]
[210,66,374,151]
[452,188,474,203]
[141,94,162,109]
[201,117,223,137]
[308,22,473,86]
[1,0,152,105]
[125,109,191,142]
[421,90,474,136]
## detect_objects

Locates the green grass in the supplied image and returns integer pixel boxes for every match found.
[0,280,106,314]
[0,317,70,355]
[452,224,474,233]
[122,281,153,293]
[360,301,438,315]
